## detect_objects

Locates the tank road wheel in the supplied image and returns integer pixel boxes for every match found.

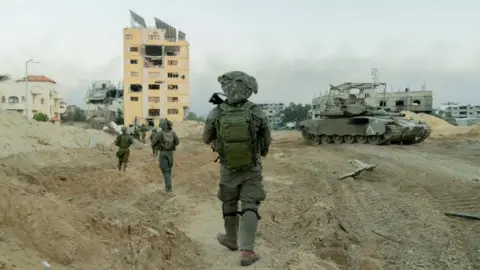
[332,135,343,144]
[356,135,367,144]
[368,135,382,145]
[320,135,331,144]
[312,135,321,145]
[343,135,355,144]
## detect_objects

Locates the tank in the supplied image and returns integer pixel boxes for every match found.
[299,83,431,145]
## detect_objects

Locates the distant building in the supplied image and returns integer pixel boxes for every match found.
[85,80,123,106]
[0,74,66,119]
[257,102,284,129]
[311,82,433,118]
[441,103,480,119]
[123,10,190,127]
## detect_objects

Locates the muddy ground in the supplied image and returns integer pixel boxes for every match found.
[0,130,479,270]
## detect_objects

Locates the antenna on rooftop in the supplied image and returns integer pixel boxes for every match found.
[371,68,379,85]
[421,81,427,91]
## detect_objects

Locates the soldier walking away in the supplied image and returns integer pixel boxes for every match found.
[139,124,147,143]
[151,118,179,193]
[149,128,158,157]
[114,126,134,172]
[202,71,271,266]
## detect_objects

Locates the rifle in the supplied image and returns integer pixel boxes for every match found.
[209,92,226,105]
[211,140,220,163]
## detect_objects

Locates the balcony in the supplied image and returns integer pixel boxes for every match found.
[3,103,25,110]
[30,87,43,95]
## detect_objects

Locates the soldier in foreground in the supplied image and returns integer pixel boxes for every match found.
[139,124,147,143]
[202,71,271,266]
[114,126,134,172]
[151,119,180,193]
[149,128,158,157]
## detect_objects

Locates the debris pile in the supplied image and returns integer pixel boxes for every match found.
[402,111,480,139]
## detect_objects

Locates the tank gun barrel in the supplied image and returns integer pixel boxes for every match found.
[368,111,405,117]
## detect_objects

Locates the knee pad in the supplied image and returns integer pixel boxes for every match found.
[222,211,238,218]
[239,208,261,220]
[222,203,239,218]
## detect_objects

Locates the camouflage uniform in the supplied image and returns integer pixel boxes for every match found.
[202,71,271,266]
[151,119,180,192]
[139,124,147,143]
[149,129,158,157]
[114,126,134,172]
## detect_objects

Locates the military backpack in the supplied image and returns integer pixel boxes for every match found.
[215,101,257,170]
[161,131,175,150]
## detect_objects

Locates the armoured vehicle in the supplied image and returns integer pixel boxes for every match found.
[299,83,431,145]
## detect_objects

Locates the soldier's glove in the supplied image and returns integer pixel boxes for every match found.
[260,149,268,157]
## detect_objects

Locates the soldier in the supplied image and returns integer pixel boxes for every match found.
[151,118,180,193]
[139,124,147,143]
[202,71,271,266]
[149,128,158,157]
[114,126,134,172]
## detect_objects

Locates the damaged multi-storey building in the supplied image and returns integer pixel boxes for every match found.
[84,80,123,120]
[311,82,433,119]
[123,10,190,127]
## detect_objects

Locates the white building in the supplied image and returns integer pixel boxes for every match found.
[257,102,284,129]
[0,75,66,119]
[441,103,480,119]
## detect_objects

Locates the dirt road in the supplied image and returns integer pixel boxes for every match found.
[0,129,479,269]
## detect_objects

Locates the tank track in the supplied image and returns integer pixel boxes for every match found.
[413,125,431,144]
[306,124,401,146]
[396,124,432,145]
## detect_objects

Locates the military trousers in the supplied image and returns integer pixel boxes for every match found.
[159,151,174,192]
[217,164,266,251]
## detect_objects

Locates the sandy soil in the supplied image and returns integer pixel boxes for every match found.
[0,112,479,270]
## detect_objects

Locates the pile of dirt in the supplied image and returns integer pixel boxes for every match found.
[172,120,204,138]
[402,111,452,128]
[402,111,480,139]
[0,112,206,269]
[0,111,115,158]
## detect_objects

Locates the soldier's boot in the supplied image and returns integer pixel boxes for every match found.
[216,215,239,251]
[239,208,261,266]
[162,170,172,192]
[240,250,260,267]
[117,161,122,171]
[122,162,127,172]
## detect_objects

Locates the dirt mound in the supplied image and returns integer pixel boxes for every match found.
[172,120,204,138]
[0,112,206,269]
[402,111,452,128]
[0,111,116,158]
[402,111,480,139]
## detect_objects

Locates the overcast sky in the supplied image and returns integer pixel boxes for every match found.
[1,0,478,115]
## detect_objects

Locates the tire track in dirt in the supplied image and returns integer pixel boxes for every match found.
[263,136,478,269]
